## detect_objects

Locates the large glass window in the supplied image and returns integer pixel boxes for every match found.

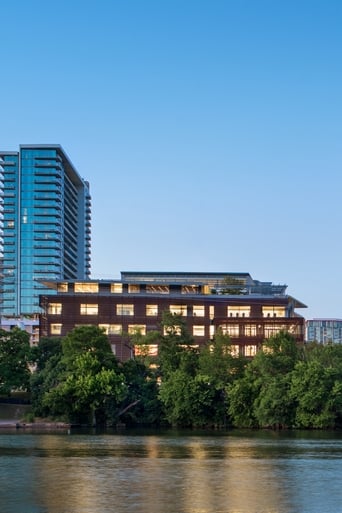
[262,306,286,317]
[111,283,123,293]
[134,344,158,356]
[227,306,251,317]
[80,304,98,315]
[264,324,283,338]
[128,324,146,335]
[75,282,99,293]
[244,324,257,336]
[116,304,134,316]
[230,345,240,356]
[50,323,62,335]
[128,284,140,293]
[287,324,301,335]
[99,324,122,335]
[48,303,62,315]
[209,306,215,320]
[146,304,158,316]
[193,325,205,336]
[163,325,182,336]
[193,305,205,317]
[170,305,187,316]
[220,324,239,337]
[244,345,257,357]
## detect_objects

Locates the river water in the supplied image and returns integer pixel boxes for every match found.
[0,428,341,513]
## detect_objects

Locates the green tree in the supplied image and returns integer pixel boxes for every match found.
[0,328,31,396]
[159,369,217,427]
[198,332,247,426]
[228,332,299,428]
[120,358,162,426]
[158,311,198,379]
[42,352,126,425]
[228,373,258,428]
[35,326,126,425]
[290,351,342,428]
[253,374,295,428]
[199,332,246,387]
[30,353,65,418]
[30,337,62,372]
[62,325,116,368]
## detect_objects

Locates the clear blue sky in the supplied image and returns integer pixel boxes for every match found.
[1,0,341,319]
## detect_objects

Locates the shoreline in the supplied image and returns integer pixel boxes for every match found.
[0,420,70,429]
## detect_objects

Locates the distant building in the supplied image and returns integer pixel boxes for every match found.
[306,319,342,344]
[0,145,91,317]
[40,271,307,361]
[0,316,40,346]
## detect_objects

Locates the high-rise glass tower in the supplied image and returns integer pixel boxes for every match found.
[0,145,91,316]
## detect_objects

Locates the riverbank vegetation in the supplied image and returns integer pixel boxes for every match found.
[1,315,342,429]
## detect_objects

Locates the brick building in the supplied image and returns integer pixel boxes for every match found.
[39,271,306,361]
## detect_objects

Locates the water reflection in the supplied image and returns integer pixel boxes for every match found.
[0,430,341,513]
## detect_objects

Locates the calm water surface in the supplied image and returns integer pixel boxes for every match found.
[0,429,341,513]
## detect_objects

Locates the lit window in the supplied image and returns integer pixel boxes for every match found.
[50,323,62,335]
[99,323,109,334]
[264,324,283,338]
[220,324,239,337]
[163,325,182,336]
[110,344,116,355]
[75,282,99,293]
[209,325,215,339]
[193,325,205,336]
[227,306,250,317]
[128,324,146,335]
[146,304,158,316]
[116,304,134,316]
[99,324,122,335]
[193,305,205,317]
[80,304,98,315]
[231,345,240,356]
[170,305,187,316]
[57,282,68,292]
[262,306,285,317]
[111,283,123,293]
[128,284,140,293]
[146,285,169,294]
[245,345,257,357]
[134,344,158,356]
[110,324,123,335]
[244,324,257,336]
[48,303,62,315]
[209,306,215,320]
[288,324,300,335]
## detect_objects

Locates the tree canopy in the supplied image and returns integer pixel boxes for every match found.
[2,321,341,430]
[0,328,31,396]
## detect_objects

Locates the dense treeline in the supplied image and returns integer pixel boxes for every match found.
[2,313,342,429]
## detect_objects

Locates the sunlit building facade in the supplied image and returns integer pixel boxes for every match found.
[0,145,91,316]
[306,319,342,344]
[40,271,306,361]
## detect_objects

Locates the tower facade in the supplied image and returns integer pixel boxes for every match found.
[0,145,91,316]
